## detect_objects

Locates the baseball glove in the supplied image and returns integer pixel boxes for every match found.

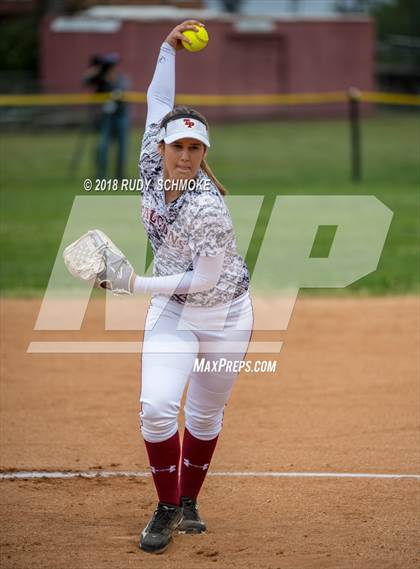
[63,229,135,295]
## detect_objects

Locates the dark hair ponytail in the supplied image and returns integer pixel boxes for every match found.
[160,106,228,196]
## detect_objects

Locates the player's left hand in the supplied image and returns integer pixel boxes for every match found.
[164,20,205,51]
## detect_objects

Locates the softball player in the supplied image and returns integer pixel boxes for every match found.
[63,20,254,555]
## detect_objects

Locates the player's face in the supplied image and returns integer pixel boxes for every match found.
[160,138,207,180]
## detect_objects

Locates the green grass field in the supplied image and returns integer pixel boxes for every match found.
[1,110,418,297]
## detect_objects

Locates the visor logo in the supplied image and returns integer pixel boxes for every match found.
[184,118,195,128]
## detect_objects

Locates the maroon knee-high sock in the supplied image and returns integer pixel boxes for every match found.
[143,431,180,506]
[179,427,219,501]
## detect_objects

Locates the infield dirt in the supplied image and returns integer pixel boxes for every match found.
[1,296,419,569]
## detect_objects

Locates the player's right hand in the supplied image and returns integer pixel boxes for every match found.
[164,20,204,51]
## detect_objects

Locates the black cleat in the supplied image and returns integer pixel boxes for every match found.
[178,496,207,534]
[139,502,183,554]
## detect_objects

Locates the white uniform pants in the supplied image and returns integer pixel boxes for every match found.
[140,291,254,443]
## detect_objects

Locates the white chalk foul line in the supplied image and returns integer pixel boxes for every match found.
[0,470,419,481]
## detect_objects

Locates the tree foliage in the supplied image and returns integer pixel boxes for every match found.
[371,0,420,40]
[0,16,38,70]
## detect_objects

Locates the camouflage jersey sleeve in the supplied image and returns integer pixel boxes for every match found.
[186,191,234,258]
[138,122,162,189]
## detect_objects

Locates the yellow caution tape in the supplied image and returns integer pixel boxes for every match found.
[175,91,348,106]
[359,92,420,106]
[0,90,418,107]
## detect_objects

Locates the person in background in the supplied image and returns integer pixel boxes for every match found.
[83,52,130,180]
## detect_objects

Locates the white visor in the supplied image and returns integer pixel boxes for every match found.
[158,117,210,148]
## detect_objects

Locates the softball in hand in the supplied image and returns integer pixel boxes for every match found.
[182,25,209,52]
